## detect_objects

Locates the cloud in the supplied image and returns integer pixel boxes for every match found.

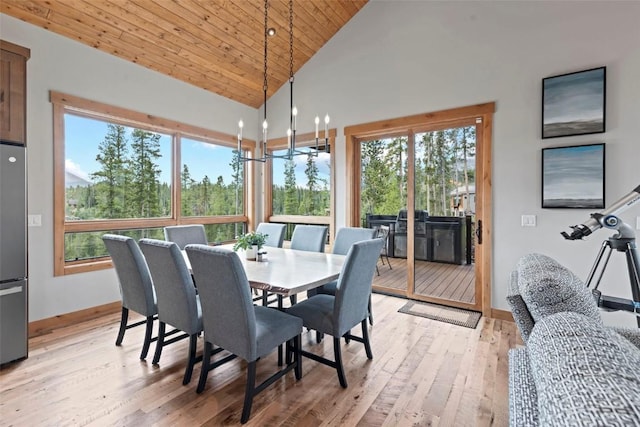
[65,159,91,181]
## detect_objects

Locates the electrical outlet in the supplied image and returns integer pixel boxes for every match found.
[28,214,42,227]
[521,215,536,227]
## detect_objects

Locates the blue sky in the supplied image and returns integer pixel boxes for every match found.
[65,114,330,188]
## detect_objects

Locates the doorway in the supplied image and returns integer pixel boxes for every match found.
[345,103,494,315]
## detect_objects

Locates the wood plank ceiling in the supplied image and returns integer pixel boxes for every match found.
[1,0,367,108]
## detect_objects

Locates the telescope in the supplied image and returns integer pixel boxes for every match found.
[561,184,640,326]
[561,184,640,241]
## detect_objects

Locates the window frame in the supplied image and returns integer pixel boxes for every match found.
[264,129,336,241]
[52,91,256,276]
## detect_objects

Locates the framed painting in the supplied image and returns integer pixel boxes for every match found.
[542,143,605,209]
[542,67,606,139]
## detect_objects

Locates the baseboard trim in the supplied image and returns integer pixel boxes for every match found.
[491,308,514,322]
[29,301,121,338]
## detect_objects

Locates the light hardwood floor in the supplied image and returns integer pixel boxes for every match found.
[0,294,522,426]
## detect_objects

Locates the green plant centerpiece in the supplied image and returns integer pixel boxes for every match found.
[233,231,268,260]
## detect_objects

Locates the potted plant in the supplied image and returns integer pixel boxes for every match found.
[233,231,268,260]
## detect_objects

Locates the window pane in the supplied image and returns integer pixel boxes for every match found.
[181,137,244,216]
[64,114,172,220]
[64,228,164,262]
[203,222,246,244]
[271,150,331,215]
[360,137,408,225]
[414,127,476,216]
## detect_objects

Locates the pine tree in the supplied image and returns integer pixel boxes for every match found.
[284,159,297,214]
[181,164,195,215]
[361,140,388,217]
[127,129,162,218]
[303,154,319,214]
[91,124,128,218]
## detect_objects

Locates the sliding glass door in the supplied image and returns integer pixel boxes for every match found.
[347,103,493,314]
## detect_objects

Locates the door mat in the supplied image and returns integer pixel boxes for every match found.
[398,300,481,329]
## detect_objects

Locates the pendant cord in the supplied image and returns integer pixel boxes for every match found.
[263,0,269,123]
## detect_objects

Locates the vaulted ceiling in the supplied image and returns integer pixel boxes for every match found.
[1,0,367,108]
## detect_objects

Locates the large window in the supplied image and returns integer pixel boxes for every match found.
[53,92,249,275]
[265,131,335,240]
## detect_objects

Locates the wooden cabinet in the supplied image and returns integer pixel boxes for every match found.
[1,40,30,145]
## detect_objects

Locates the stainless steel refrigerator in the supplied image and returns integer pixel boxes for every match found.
[0,141,28,365]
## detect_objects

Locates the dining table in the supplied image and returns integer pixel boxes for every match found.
[182,244,346,299]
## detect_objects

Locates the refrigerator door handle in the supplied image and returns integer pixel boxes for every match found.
[0,286,23,297]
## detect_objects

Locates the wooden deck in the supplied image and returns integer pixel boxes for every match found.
[373,257,475,304]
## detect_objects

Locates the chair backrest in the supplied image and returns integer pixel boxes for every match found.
[139,239,201,335]
[255,223,286,248]
[164,225,208,249]
[290,225,328,253]
[333,238,385,336]
[102,234,156,317]
[332,227,377,255]
[185,244,257,361]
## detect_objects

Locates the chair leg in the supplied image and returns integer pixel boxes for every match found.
[140,315,155,360]
[385,253,392,269]
[152,321,166,364]
[362,319,373,360]
[115,307,128,346]
[333,337,348,388]
[376,264,380,276]
[182,334,198,385]
[197,341,212,394]
[368,296,374,326]
[294,335,302,380]
[241,361,257,424]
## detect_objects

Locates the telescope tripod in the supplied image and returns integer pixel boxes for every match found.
[586,236,640,327]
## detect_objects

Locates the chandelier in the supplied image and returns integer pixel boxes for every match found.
[236,0,330,163]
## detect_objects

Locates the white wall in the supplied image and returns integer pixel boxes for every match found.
[268,0,640,327]
[2,1,639,327]
[0,14,257,321]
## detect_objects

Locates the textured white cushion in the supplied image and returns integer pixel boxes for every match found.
[516,253,602,325]
[528,312,640,425]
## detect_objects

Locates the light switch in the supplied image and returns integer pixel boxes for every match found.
[636,216,640,230]
[28,214,42,227]
[521,215,536,227]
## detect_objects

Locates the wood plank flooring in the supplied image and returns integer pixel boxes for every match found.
[0,294,521,426]
[374,258,475,303]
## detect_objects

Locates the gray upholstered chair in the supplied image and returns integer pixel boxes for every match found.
[290,225,328,253]
[163,224,208,249]
[287,238,384,388]
[507,252,640,348]
[255,222,286,248]
[311,227,377,333]
[185,244,303,424]
[139,238,203,385]
[102,234,158,360]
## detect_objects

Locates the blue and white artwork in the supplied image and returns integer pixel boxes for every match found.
[542,143,605,208]
[542,67,605,139]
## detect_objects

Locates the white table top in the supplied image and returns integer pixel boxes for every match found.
[183,245,345,297]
